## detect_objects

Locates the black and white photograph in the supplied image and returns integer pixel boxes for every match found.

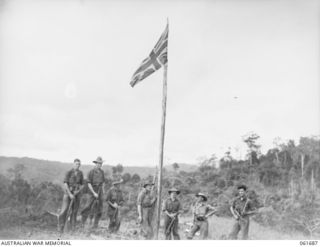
[0,0,319,242]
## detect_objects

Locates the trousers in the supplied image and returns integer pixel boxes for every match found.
[58,193,81,231]
[164,214,180,240]
[228,217,250,240]
[81,187,103,228]
[187,219,209,240]
[108,208,121,233]
[140,207,154,239]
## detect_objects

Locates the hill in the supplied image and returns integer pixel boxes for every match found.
[0,156,197,184]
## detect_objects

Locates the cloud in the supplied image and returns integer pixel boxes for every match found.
[0,0,319,165]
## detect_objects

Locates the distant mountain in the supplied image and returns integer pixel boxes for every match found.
[0,156,197,184]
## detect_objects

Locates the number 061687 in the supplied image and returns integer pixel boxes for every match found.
[300,241,318,246]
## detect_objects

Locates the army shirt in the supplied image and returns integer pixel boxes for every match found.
[162,197,181,213]
[64,169,84,191]
[137,188,155,208]
[231,196,253,216]
[106,186,124,207]
[193,202,215,217]
[87,168,105,186]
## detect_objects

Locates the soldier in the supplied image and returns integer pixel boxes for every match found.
[137,180,157,239]
[81,156,105,229]
[58,158,84,232]
[162,188,183,240]
[228,185,257,240]
[106,178,124,233]
[187,193,217,240]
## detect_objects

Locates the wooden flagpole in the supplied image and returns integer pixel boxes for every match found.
[155,62,168,239]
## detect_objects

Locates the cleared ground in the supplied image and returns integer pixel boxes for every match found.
[0,215,311,240]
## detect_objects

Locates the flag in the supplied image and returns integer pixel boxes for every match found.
[130,24,168,87]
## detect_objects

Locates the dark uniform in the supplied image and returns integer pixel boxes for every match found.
[137,188,156,239]
[162,197,181,240]
[187,202,215,240]
[81,168,105,228]
[229,196,254,240]
[106,186,124,233]
[58,168,84,231]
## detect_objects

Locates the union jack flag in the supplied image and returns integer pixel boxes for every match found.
[130,24,168,87]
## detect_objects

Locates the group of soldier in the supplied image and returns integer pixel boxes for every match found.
[58,157,257,240]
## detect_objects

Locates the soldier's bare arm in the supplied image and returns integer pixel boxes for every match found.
[137,191,144,223]
[162,199,173,217]
[191,204,196,222]
[107,191,119,208]
[230,206,239,220]
[64,182,74,199]
[88,183,98,198]
[205,205,217,218]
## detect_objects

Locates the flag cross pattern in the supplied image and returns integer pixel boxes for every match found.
[130,24,168,87]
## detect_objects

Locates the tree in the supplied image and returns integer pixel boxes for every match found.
[112,166,117,175]
[7,164,26,180]
[208,154,218,167]
[220,149,233,169]
[122,173,131,183]
[242,132,261,166]
[116,163,124,174]
[131,174,141,183]
[172,163,179,173]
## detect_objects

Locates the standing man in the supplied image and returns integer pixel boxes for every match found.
[187,193,217,240]
[137,180,157,239]
[81,156,105,229]
[106,178,124,233]
[228,185,257,240]
[162,188,183,240]
[58,158,84,232]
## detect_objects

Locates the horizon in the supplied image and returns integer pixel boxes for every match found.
[0,0,319,166]
[1,133,318,167]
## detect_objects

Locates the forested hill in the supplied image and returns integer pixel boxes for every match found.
[0,156,197,184]
[0,135,319,238]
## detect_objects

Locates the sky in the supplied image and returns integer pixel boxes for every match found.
[0,0,319,166]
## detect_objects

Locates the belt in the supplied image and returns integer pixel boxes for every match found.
[69,184,80,189]
[92,183,103,187]
[195,216,206,221]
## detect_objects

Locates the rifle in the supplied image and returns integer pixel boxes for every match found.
[63,198,74,232]
[233,198,249,220]
[90,186,102,219]
[111,206,119,223]
[204,209,217,219]
[165,214,177,235]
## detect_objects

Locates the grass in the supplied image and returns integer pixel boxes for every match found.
[0,215,314,240]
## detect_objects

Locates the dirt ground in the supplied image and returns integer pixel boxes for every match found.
[0,215,314,240]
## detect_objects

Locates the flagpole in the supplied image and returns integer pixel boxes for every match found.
[155,61,168,239]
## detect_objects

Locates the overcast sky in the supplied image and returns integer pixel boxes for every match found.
[0,0,319,166]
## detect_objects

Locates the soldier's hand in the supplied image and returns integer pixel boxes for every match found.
[169,213,176,218]
[234,215,239,220]
[94,193,99,198]
[69,194,75,200]
[138,216,142,224]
